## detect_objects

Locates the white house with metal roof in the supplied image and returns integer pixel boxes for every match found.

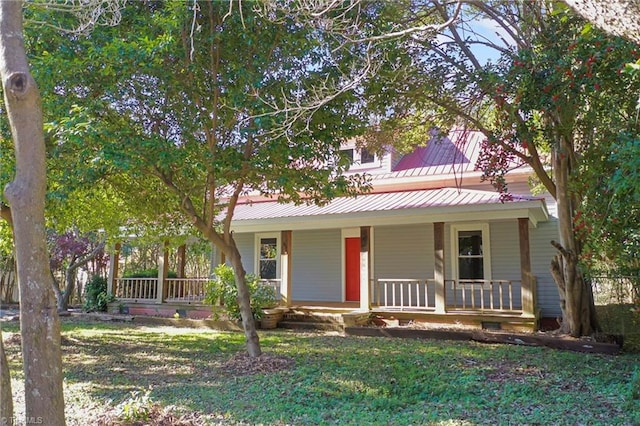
[226,128,561,330]
[108,128,561,331]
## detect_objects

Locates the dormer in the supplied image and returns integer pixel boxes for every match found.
[340,139,394,175]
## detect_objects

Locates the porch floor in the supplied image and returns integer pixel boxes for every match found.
[110,300,538,332]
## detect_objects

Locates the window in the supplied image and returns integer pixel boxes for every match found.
[256,234,279,279]
[458,231,483,279]
[341,149,354,165]
[340,147,376,167]
[451,224,491,281]
[360,148,375,164]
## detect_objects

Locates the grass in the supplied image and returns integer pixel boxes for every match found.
[2,320,639,425]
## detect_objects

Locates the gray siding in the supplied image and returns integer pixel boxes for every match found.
[374,224,434,279]
[234,233,255,275]
[530,218,562,318]
[291,229,342,301]
[490,221,522,281]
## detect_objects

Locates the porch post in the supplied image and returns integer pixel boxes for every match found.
[281,230,293,307]
[359,226,371,311]
[177,244,186,278]
[434,222,446,314]
[157,242,169,304]
[107,242,120,297]
[519,218,535,318]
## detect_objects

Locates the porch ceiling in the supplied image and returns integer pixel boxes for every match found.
[230,187,549,233]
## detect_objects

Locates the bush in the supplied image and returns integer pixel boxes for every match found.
[204,264,277,320]
[122,268,178,278]
[83,275,115,312]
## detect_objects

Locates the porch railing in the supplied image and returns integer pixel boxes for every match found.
[375,278,525,313]
[259,279,282,302]
[165,278,209,303]
[450,279,521,312]
[114,277,158,301]
[374,279,437,310]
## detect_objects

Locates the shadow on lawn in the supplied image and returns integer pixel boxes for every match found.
[5,322,639,425]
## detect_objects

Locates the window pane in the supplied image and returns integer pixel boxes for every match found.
[260,260,276,279]
[459,258,484,280]
[361,148,375,164]
[458,231,483,256]
[260,238,277,260]
[341,149,354,164]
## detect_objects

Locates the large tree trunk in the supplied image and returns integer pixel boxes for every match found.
[226,242,262,358]
[0,2,66,425]
[0,334,13,426]
[550,142,599,337]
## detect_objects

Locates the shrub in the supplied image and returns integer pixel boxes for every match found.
[122,268,178,278]
[83,275,115,312]
[204,264,277,320]
[116,389,153,423]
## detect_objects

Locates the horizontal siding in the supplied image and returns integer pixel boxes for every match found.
[490,221,522,281]
[374,224,434,279]
[234,233,255,274]
[291,229,342,302]
[530,218,562,318]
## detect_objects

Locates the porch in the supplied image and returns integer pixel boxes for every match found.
[107,274,538,331]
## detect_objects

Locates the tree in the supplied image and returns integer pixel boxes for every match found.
[365,1,639,336]
[48,230,107,312]
[0,1,66,424]
[564,0,640,44]
[33,1,432,357]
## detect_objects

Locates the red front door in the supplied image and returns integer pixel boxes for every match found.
[345,237,360,301]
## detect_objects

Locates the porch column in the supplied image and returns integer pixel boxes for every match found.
[434,222,446,314]
[359,226,371,311]
[107,242,120,297]
[177,244,186,278]
[281,230,292,307]
[519,218,535,318]
[157,242,169,304]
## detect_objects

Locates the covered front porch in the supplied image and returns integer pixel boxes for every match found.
[107,219,539,331]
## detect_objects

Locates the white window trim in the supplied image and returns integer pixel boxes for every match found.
[450,223,492,282]
[254,232,281,279]
[340,143,380,169]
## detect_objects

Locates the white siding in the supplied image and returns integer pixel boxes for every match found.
[291,229,342,301]
[374,224,434,279]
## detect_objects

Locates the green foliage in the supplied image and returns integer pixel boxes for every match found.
[83,275,114,312]
[4,322,639,425]
[204,264,277,320]
[122,268,178,279]
[630,368,640,401]
[115,389,153,423]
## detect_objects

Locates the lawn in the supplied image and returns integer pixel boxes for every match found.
[2,320,639,425]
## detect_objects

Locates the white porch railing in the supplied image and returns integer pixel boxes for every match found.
[450,279,521,312]
[114,277,158,301]
[114,277,282,304]
[374,279,437,311]
[374,278,525,313]
[165,278,209,303]
[259,279,282,302]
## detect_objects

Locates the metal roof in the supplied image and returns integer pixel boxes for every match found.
[231,187,545,223]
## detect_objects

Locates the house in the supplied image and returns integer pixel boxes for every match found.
[108,128,561,331]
